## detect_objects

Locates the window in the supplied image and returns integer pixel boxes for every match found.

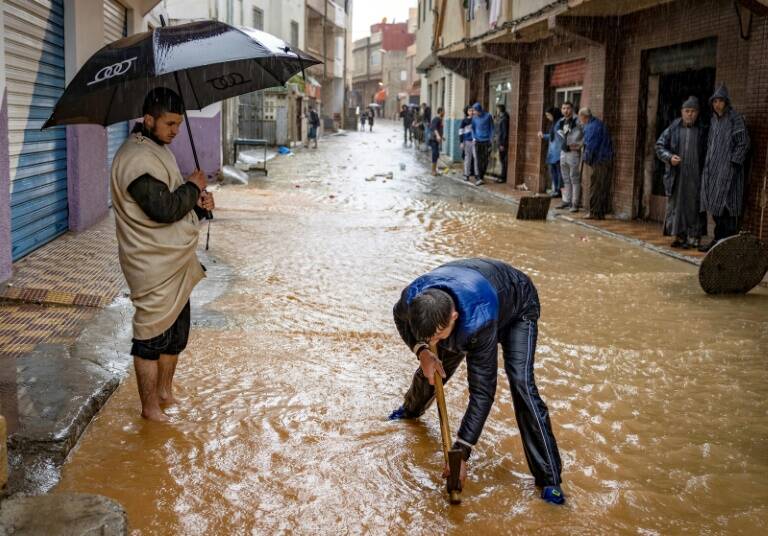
[370,51,381,66]
[400,70,407,82]
[554,86,582,110]
[290,21,299,48]
[252,7,263,30]
[418,1,422,27]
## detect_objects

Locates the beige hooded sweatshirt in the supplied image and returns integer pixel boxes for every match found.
[111,131,205,340]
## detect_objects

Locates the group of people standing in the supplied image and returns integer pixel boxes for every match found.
[537,102,614,219]
[655,84,750,251]
[458,103,509,186]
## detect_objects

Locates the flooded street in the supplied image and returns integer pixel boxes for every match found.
[56,122,768,534]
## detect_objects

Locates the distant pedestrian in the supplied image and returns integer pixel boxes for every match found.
[537,107,563,197]
[360,109,367,131]
[655,96,708,249]
[459,105,476,182]
[471,102,494,186]
[699,84,751,252]
[111,88,214,422]
[422,103,432,152]
[400,105,413,146]
[495,104,510,183]
[368,107,375,132]
[306,106,320,149]
[555,101,584,212]
[579,108,614,219]
[429,107,445,176]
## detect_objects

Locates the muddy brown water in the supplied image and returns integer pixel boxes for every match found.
[56,122,768,534]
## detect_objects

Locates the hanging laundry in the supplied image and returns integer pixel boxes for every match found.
[489,0,501,28]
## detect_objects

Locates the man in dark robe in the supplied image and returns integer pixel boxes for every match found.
[699,84,750,251]
[655,96,708,249]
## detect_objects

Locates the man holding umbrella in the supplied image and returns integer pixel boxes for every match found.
[42,19,321,421]
[111,87,214,422]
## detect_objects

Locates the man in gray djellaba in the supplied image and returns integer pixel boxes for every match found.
[698,84,750,252]
[655,96,708,249]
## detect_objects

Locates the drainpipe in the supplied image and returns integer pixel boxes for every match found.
[323,1,328,94]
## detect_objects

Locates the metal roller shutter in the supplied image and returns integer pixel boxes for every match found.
[104,0,128,172]
[4,0,68,260]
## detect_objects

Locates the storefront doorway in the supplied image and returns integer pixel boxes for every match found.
[487,68,514,178]
[638,38,717,221]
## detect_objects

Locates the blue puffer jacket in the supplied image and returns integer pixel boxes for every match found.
[582,117,613,166]
[393,258,539,446]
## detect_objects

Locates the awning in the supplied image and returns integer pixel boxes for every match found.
[374,88,387,102]
[416,53,437,74]
[306,75,322,87]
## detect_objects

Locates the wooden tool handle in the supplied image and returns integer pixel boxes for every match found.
[434,372,452,465]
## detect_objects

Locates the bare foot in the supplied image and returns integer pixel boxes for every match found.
[141,408,170,422]
[159,393,179,406]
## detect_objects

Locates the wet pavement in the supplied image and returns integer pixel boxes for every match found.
[56,121,767,534]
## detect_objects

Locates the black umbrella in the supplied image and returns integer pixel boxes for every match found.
[43,18,321,248]
[43,19,320,128]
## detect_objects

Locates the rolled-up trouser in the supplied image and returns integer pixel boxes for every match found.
[463,140,477,178]
[475,141,491,180]
[401,319,563,487]
[560,151,582,206]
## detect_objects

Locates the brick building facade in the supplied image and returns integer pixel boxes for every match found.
[433,0,768,238]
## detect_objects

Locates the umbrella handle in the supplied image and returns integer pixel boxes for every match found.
[160,15,212,221]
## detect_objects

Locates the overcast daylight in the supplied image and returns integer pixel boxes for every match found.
[2,0,766,533]
[352,0,417,39]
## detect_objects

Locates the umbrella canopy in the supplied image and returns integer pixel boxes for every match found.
[43,20,321,128]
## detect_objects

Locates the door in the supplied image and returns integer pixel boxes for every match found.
[4,0,68,260]
[638,38,717,222]
[104,0,128,175]
[487,68,513,177]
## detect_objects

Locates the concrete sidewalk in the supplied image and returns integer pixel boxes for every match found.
[0,209,229,498]
[0,214,132,496]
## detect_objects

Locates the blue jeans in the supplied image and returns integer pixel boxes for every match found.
[549,163,562,193]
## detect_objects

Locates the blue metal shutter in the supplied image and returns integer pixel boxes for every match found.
[104,0,128,173]
[4,0,67,260]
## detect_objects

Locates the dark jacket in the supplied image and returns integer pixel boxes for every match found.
[309,110,320,127]
[429,115,443,142]
[459,117,473,143]
[127,123,206,222]
[497,111,510,147]
[393,258,539,447]
[655,117,708,197]
[700,84,751,216]
[582,116,613,166]
[399,108,413,127]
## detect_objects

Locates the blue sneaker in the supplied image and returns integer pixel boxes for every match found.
[541,485,566,505]
[388,405,415,420]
